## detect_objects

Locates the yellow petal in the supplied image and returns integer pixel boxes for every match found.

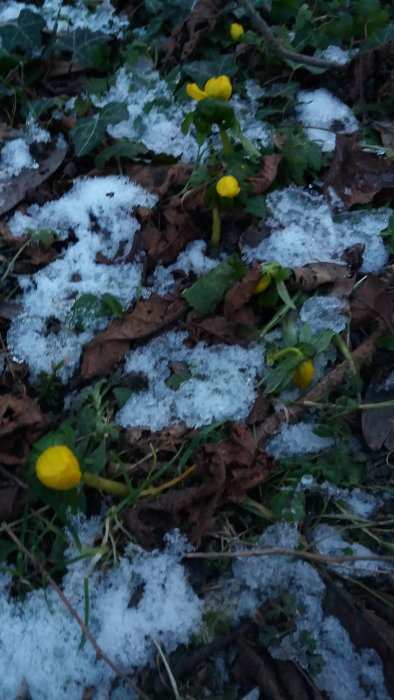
[230,22,245,41]
[204,75,232,101]
[254,274,271,294]
[186,83,207,101]
[216,175,240,198]
[36,445,82,490]
[292,360,314,389]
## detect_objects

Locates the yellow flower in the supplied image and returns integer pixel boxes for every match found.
[292,360,314,389]
[216,175,241,198]
[230,22,245,41]
[186,75,232,101]
[254,274,272,294]
[35,445,82,490]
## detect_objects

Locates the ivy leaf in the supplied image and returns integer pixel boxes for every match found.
[95,139,149,168]
[183,254,247,315]
[0,9,45,54]
[182,54,236,83]
[70,102,129,157]
[55,29,108,66]
[360,24,394,51]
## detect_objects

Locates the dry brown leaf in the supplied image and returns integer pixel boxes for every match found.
[0,485,26,520]
[125,422,273,548]
[81,294,188,379]
[0,143,67,217]
[162,0,225,66]
[247,154,282,194]
[350,275,394,331]
[0,395,44,438]
[290,262,354,294]
[362,366,394,451]
[324,133,394,207]
[125,163,193,197]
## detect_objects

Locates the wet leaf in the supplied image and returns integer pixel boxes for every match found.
[183,255,248,315]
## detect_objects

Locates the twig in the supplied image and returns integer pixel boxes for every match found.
[185,546,394,572]
[237,0,348,71]
[1,522,152,700]
[255,328,381,445]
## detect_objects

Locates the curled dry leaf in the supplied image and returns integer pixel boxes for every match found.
[0,143,67,217]
[350,275,394,331]
[247,154,282,194]
[125,422,273,548]
[162,0,225,66]
[324,133,394,207]
[81,294,188,379]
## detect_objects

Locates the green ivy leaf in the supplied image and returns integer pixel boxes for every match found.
[0,9,45,54]
[55,29,108,66]
[70,101,129,157]
[182,254,247,315]
[182,54,236,83]
[95,139,149,168]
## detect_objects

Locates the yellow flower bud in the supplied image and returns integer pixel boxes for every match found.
[186,75,232,102]
[292,360,314,389]
[216,175,240,198]
[254,274,271,294]
[230,22,245,41]
[186,82,208,101]
[35,445,82,490]
[204,75,232,101]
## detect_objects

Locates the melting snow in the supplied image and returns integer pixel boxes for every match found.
[242,187,390,272]
[314,45,356,65]
[300,295,348,333]
[296,88,359,151]
[0,518,202,700]
[7,177,157,381]
[266,421,334,458]
[116,330,265,431]
[210,523,391,700]
[0,0,128,34]
[313,523,394,578]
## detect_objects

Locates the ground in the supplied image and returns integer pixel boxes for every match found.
[0,1,394,699]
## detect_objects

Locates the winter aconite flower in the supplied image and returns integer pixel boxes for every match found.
[186,75,232,102]
[254,274,272,294]
[230,22,244,41]
[216,175,241,198]
[36,445,82,490]
[292,360,314,389]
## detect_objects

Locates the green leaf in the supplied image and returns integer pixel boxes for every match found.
[275,280,296,309]
[166,370,192,390]
[100,293,125,320]
[360,24,394,51]
[113,386,133,409]
[182,54,236,83]
[95,139,149,168]
[193,98,236,133]
[83,442,107,476]
[244,195,267,217]
[313,329,334,353]
[0,9,45,54]
[70,101,129,157]
[181,111,194,135]
[55,29,108,66]
[182,254,247,315]
[270,489,305,522]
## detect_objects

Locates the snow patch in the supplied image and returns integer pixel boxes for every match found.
[266,421,334,458]
[242,187,389,273]
[116,330,265,430]
[300,295,348,333]
[296,88,359,151]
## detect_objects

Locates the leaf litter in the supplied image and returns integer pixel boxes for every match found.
[1,1,394,699]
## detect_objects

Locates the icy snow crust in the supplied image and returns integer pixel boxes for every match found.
[222,523,391,700]
[116,330,265,431]
[296,88,359,151]
[0,0,128,34]
[7,177,157,381]
[243,187,390,273]
[0,520,202,700]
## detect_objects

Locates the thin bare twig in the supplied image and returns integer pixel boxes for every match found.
[237,0,348,71]
[1,522,152,700]
[185,546,394,572]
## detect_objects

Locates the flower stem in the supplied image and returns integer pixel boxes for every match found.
[82,472,129,497]
[219,128,233,157]
[211,205,221,248]
[270,346,304,362]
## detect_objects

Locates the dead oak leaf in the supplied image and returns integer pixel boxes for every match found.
[324,133,394,207]
[247,154,282,195]
[125,423,273,548]
[81,294,188,379]
[350,275,394,331]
